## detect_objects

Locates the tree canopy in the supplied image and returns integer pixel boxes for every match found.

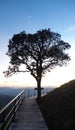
[4,28,71,100]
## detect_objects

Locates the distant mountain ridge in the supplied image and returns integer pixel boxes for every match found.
[0,94,13,110]
[0,87,23,96]
[0,87,24,110]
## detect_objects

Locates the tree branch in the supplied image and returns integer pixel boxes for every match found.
[3,65,29,77]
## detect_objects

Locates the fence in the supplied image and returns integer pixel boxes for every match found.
[0,87,52,130]
[25,87,51,98]
[0,89,25,130]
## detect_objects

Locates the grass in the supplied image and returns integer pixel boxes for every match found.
[39,79,75,130]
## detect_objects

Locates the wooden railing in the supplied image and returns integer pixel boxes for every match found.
[0,89,25,130]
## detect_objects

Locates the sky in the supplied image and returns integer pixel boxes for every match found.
[0,0,75,88]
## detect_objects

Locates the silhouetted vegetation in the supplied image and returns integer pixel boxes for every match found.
[39,79,75,130]
[4,28,71,101]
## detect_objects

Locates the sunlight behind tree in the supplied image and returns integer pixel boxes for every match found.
[4,28,71,101]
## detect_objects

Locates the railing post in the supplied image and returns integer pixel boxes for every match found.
[34,89,35,97]
[28,90,30,98]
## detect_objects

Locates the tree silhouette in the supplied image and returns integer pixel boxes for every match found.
[4,29,71,101]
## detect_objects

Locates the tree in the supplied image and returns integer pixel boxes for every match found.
[4,29,71,101]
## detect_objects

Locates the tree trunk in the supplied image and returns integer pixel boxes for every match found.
[37,78,41,102]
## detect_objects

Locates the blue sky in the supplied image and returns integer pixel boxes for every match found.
[0,0,75,33]
[0,0,75,87]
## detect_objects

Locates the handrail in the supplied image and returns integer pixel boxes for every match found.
[0,89,25,130]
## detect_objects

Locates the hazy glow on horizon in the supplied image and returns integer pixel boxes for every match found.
[0,0,75,88]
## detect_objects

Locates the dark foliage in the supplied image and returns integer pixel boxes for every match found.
[39,80,75,130]
[4,28,71,100]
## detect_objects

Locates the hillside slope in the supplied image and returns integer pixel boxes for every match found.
[40,80,75,130]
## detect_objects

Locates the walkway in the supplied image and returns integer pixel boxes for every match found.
[9,98,48,130]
